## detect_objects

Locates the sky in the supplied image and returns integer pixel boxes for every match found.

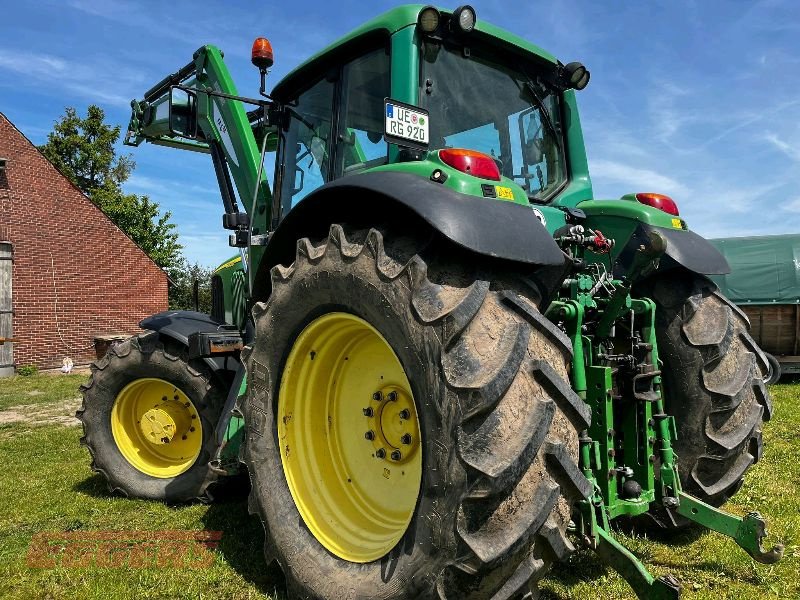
[1,0,799,267]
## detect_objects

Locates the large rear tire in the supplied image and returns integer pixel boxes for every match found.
[77,332,226,502]
[647,272,772,525]
[241,225,591,599]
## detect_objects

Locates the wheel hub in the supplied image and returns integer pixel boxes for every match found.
[364,387,419,464]
[139,403,191,445]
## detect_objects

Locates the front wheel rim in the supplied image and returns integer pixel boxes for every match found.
[111,378,202,478]
[278,312,422,563]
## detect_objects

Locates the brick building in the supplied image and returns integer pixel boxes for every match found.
[0,113,168,370]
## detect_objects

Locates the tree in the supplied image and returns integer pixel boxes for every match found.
[90,182,183,273]
[39,105,134,193]
[168,261,214,313]
[39,105,183,277]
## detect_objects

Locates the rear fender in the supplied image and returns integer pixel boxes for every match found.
[253,171,568,300]
[578,200,729,277]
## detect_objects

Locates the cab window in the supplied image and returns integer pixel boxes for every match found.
[278,45,390,219]
[337,48,390,176]
[279,77,335,214]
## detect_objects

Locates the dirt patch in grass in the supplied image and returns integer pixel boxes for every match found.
[0,398,81,427]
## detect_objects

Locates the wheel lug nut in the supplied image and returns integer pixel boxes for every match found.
[184,402,190,408]
[401,433,412,445]
[362,407,374,417]
[162,396,167,401]
[375,448,386,459]
[387,391,398,402]
[372,391,382,401]
[391,450,402,461]
[364,430,375,441]
[398,409,410,420]
[182,435,187,440]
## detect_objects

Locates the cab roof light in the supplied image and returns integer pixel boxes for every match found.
[451,5,477,34]
[251,37,274,70]
[439,148,500,181]
[418,6,441,34]
[635,192,680,216]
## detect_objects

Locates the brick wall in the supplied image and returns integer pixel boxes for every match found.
[0,113,168,368]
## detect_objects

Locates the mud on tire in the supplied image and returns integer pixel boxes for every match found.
[77,332,226,503]
[241,224,592,599]
[647,271,772,522]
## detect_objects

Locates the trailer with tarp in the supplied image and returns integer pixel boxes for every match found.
[709,233,800,382]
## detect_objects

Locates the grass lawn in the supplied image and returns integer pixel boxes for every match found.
[0,372,797,599]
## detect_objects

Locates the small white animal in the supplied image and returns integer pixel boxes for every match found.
[61,357,74,374]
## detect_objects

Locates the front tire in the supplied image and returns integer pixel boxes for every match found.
[648,272,772,521]
[242,225,592,599]
[77,333,226,502]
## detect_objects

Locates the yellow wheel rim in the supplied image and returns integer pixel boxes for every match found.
[111,378,202,478]
[279,312,422,563]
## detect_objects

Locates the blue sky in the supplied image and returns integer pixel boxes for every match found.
[2,0,799,267]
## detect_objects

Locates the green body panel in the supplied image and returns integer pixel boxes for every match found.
[212,255,245,326]
[366,153,529,206]
[272,5,556,98]
[550,90,593,210]
[579,199,683,229]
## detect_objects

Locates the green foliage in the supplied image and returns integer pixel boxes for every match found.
[90,183,182,271]
[168,260,214,313]
[16,365,38,377]
[39,106,134,194]
[39,106,183,272]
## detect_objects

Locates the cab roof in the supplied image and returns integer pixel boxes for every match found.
[270,4,558,100]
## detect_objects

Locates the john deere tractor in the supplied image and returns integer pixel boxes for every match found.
[77,5,783,598]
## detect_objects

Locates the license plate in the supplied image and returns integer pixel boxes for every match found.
[384,99,429,149]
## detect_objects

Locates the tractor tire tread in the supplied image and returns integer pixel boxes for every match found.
[76,333,225,503]
[648,272,771,514]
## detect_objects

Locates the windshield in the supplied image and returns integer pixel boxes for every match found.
[421,44,566,202]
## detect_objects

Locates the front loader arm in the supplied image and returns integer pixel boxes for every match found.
[124,45,270,219]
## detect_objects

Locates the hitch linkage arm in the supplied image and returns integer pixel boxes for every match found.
[671,492,784,564]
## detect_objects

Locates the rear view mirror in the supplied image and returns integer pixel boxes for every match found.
[169,86,198,139]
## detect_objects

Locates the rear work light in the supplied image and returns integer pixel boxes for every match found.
[635,192,679,216]
[439,148,500,181]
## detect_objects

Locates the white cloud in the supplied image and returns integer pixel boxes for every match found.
[765,133,800,163]
[589,158,690,198]
[0,48,141,107]
[783,197,800,212]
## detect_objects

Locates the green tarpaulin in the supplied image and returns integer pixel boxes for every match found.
[708,234,800,305]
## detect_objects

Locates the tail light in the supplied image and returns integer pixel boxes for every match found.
[635,192,679,216]
[439,149,500,181]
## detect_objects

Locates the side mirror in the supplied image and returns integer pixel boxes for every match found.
[169,86,198,139]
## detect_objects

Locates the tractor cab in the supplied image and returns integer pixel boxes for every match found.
[266,4,593,227]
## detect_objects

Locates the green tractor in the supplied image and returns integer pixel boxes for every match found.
[77,5,783,598]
